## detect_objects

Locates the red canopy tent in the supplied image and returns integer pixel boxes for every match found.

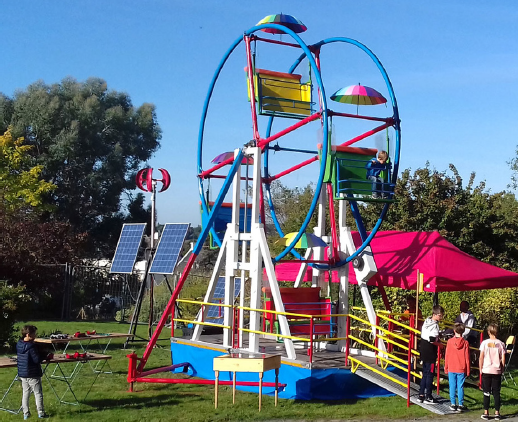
[272,231,518,292]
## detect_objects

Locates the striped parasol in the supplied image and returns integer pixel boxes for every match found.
[256,13,307,34]
[331,84,387,106]
[211,151,253,165]
[276,232,327,249]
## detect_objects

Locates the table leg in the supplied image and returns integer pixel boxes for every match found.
[275,368,279,407]
[54,362,80,405]
[90,338,114,374]
[214,370,219,409]
[258,372,263,412]
[232,372,236,404]
[83,358,108,400]
[0,374,22,414]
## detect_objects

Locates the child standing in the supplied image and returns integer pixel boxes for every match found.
[444,323,470,412]
[479,324,505,421]
[365,150,388,199]
[418,305,445,404]
[16,325,49,419]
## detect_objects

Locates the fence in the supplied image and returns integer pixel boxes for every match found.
[29,263,141,321]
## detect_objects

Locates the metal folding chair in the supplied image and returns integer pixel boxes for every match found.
[502,335,516,386]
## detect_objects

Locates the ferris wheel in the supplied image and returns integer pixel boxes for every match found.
[197,16,401,269]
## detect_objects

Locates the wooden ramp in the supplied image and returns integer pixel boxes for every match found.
[353,365,455,415]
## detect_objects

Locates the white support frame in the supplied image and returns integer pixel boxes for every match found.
[196,147,296,360]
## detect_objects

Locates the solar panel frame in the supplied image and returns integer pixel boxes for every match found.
[110,223,146,274]
[149,223,190,274]
[206,277,242,325]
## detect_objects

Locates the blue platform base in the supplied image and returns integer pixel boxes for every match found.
[170,340,395,400]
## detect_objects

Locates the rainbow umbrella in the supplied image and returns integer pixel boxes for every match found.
[331,84,387,106]
[276,232,327,249]
[256,13,307,34]
[211,152,253,165]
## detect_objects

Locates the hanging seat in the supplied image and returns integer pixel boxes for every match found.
[318,144,396,202]
[245,67,313,119]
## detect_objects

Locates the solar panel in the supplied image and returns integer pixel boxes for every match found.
[206,277,242,325]
[110,223,146,274]
[149,223,190,274]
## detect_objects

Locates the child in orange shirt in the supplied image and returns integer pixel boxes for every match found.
[444,323,470,412]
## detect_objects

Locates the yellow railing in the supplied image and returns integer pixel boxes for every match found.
[174,297,421,391]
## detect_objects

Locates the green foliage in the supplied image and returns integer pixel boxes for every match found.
[0,282,29,349]
[269,164,518,333]
[0,128,55,213]
[0,77,161,253]
[360,163,518,333]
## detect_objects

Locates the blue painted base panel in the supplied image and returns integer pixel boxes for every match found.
[170,341,395,400]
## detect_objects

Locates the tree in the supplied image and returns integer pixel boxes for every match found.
[0,128,86,320]
[267,167,518,332]
[363,163,518,270]
[0,77,161,251]
[361,163,518,332]
[0,128,54,213]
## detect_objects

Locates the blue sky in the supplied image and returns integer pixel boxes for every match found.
[2,1,518,226]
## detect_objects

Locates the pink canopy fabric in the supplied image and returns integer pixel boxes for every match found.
[271,231,518,292]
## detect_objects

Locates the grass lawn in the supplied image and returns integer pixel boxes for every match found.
[1,320,517,421]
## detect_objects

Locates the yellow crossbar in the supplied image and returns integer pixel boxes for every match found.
[348,314,410,343]
[176,298,232,308]
[239,327,309,342]
[378,335,420,357]
[377,313,420,334]
[376,355,422,379]
[174,318,231,329]
[348,357,407,388]
[349,335,408,366]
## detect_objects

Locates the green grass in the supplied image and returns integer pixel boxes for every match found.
[1,321,518,421]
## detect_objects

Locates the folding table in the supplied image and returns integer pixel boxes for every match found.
[35,333,132,376]
[0,353,111,414]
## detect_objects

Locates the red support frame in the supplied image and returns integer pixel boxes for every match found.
[309,317,314,364]
[264,156,319,183]
[137,253,198,374]
[340,121,393,148]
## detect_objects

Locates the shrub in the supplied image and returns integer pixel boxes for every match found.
[0,281,30,350]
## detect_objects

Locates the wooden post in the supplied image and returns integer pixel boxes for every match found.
[258,372,263,411]
[214,370,219,409]
[275,368,279,407]
[407,328,413,407]
[232,372,236,404]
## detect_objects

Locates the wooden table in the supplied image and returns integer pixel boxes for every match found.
[213,353,281,411]
[0,353,111,414]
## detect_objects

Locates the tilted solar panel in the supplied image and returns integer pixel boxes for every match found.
[110,223,146,274]
[149,223,190,274]
[206,277,242,325]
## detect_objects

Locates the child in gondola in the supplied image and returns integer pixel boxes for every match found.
[365,150,388,198]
